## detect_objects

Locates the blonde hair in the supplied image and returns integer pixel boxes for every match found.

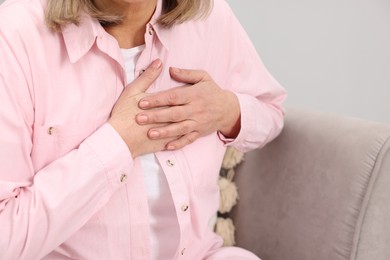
[45,0,212,31]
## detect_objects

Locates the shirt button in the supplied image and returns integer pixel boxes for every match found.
[181,204,189,212]
[120,174,128,183]
[166,159,174,167]
[148,27,154,35]
[181,248,186,255]
[47,126,55,135]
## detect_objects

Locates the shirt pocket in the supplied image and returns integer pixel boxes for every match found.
[31,118,106,172]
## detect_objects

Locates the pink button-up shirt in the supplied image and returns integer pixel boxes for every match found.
[0,0,286,259]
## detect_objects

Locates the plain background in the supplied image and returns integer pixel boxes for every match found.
[1,0,389,123]
[226,0,390,123]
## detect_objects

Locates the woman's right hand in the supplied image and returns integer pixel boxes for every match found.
[108,59,176,158]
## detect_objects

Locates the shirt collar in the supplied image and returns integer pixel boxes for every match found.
[61,14,100,63]
[61,0,170,63]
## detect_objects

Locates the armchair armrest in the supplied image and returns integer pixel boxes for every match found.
[231,108,390,260]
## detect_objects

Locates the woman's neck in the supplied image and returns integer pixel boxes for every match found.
[96,0,157,48]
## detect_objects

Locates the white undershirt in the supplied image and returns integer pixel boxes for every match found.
[121,46,179,259]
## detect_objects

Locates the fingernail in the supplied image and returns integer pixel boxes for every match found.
[166,145,175,150]
[149,130,160,138]
[139,100,149,108]
[151,59,162,69]
[137,115,148,123]
[171,67,180,74]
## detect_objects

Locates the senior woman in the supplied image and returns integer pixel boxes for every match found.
[0,0,286,259]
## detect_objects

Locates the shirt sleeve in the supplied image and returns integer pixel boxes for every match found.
[217,0,287,152]
[0,26,133,260]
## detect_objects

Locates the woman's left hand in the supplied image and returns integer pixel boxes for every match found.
[136,67,241,150]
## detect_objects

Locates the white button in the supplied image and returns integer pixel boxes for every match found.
[120,174,127,183]
[181,204,189,212]
[181,248,186,255]
[166,159,174,167]
[148,27,154,35]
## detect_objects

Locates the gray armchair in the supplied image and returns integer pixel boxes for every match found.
[231,108,390,260]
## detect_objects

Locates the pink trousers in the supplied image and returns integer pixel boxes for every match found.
[204,246,261,260]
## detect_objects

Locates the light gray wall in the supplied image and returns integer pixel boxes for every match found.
[1,0,389,123]
[226,0,390,123]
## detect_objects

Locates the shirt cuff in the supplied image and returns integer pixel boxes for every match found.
[83,123,134,191]
[217,92,252,148]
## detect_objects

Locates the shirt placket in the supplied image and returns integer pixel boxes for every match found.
[155,151,191,258]
[137,23,192,257]
[135,23,156,79]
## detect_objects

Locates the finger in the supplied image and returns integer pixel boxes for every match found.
[138,86,192,109]
[147,120,195,140]
[165,132,200,151]
[169,67,210,84]
[129,59,162,94]
[137,102,192,124]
